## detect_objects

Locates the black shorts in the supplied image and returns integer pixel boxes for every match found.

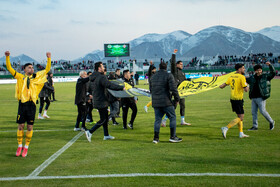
[230,99,244,115]
[16,101,36,125]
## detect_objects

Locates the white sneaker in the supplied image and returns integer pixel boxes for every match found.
[221,127,228,139]
[74,127,81,131]
[239,132,249,138]
[85,130,92,142]
[104,135,115,140]
[181,121,191,126]
[43,114,50,118]
[38,114,45,119]
[144,106,148,113]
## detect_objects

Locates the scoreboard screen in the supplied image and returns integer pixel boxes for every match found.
[104,43,130,57]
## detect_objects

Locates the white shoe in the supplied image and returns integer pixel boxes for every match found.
[144,106,148,113]
[221,127,228,139]
[181,121,191,126]
[74,128,81,131]
[85,130,92,142]
[38,114,45,119]
[43,114,50,118]
[239,132,249,138]
[104,135,115,140]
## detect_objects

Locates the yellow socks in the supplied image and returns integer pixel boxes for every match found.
[146,101,152,107]
[25,130,33,147]
[226,118,241,129]
[17,129,24,146]
[238,121,243,132]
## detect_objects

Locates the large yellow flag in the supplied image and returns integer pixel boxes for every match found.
[178,72,236,97]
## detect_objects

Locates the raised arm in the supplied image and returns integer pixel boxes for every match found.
[5,51,16,76]
[171,49,177,76]
[266,61,276,81]
[45,52,51,73]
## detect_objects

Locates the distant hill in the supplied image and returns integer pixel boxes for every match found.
[0,54,38,64]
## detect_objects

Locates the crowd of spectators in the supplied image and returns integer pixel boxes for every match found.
[1,52,279,73]
[184,53,280,69]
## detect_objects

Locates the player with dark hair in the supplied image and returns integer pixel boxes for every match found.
[246,62,276,130]
[38,73,54,119]
[144,61,156,113]
[5,51,51,157]
[167,49,191,126]
[150,62,182,143]
[121,70,138,129]
[85,62,125,142]
[220,63,249,139]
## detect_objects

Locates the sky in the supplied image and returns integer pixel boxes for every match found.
[0,0,279,61]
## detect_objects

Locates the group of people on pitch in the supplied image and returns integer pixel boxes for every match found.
[5,48,276,157]
[220,61,276,139]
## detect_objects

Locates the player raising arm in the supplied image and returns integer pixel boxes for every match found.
[5,51,51,157]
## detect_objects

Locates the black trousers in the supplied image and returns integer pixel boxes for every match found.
[122,102,137,128]
[86,102,93,122]
[89,107,109,136]
[174,98,185,117]
[39,97,50,114]
[75,103,87,128]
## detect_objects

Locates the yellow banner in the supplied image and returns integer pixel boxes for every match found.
[178,72,235,97]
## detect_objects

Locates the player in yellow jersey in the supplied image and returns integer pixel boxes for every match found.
[219,63,249,139]
[5,51,51,157]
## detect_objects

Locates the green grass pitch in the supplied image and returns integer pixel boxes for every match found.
[0,79,279,186]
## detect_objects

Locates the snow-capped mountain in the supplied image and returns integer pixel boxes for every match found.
[256,26,280,42]
[73,50,104,62]
[2,25,279,63]
[180,25,280,57]
[129,30,191,58]
[130,30,191,47]
[0,54,38,64]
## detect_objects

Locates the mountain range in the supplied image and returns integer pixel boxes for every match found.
[1,25,280,63]
[0,54,38,64]
[78,25,280,61]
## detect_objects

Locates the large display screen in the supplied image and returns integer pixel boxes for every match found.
[104,43,130,57]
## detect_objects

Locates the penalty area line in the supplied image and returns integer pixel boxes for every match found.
[28,132,84,177]
[0,173,280,181]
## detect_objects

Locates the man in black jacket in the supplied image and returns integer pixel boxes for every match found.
[246,62,276,130]
[121,70,138,129]
[85,62,124,142]
[74,71,90,131]
[38,73,54,119]
[168,49,191,126]
[150,62,182,143]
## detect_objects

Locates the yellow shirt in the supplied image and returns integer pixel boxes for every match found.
[226,72,247,100]
[6,56,51,104]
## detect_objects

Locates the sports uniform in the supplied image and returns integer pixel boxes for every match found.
[6,54,51,157]
[220,65,249,139]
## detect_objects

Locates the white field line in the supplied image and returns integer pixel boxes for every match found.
[28,132,84,177]
[0,173,280,181]
[0,129,73,133]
